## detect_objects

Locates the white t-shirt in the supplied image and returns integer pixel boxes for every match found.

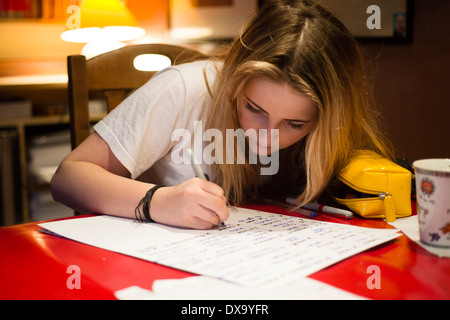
[94,60,219,186]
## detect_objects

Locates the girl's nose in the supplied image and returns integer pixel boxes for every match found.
[257,127,279,149]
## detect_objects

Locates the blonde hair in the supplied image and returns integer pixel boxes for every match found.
[205,0,393,205]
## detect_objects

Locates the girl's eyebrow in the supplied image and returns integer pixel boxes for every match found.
[245,94,268,114]
[244,94,312,123]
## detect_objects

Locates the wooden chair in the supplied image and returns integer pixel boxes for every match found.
[67,43,206,149]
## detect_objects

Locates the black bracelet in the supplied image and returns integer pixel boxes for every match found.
[135,185,164,222]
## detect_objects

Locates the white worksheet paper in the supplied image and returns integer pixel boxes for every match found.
[39,207,400,287]
[114,276,366,300]
[388,215,450,258]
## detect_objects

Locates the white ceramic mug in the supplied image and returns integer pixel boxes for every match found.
[413,159,450,248]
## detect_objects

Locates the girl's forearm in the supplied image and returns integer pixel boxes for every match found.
[50,160,153,219]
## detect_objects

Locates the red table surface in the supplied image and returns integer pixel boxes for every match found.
[0,204,449,300]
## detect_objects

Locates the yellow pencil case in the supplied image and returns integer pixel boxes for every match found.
[332,150,412,222]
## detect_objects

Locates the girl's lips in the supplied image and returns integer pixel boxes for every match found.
[250,139,275,156]
[256,140,270,149]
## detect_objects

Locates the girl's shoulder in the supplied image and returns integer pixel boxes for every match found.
[156,59,222,85]
[171,59,222,72]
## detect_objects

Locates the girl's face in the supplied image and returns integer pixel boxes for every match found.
[238,77,317,155]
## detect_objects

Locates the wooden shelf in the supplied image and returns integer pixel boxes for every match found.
[0,112,106,223]
[0,113,105,128]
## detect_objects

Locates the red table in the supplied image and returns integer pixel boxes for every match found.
[1,205,449,300]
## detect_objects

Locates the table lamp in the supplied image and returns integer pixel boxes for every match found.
[61,0,145,58]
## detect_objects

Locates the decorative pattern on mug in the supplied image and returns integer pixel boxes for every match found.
[420,178,435,196]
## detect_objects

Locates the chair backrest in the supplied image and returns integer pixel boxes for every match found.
[67,43,206,149]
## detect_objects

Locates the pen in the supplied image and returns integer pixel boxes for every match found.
[187,148,225,226]
[186,148,209,181]
[286,198,353,220]
[264,199,317,219]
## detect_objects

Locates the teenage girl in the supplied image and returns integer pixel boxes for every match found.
[51,0,393,229]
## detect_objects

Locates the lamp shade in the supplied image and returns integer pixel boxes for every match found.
[61,0,145,43]
[80,0,139,28]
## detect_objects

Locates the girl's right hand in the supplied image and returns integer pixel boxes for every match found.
[149,178,229,229]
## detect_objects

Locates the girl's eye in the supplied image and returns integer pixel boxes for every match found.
[245,103,263,115]
[244,102,306,130]
[286,122,304,130]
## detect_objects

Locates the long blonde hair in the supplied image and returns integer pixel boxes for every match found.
[205,0,393,205]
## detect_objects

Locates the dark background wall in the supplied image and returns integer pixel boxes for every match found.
[360,0,450,162]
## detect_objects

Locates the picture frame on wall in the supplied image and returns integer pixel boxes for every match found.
[312,0,413,42]
[255,0,413,42]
